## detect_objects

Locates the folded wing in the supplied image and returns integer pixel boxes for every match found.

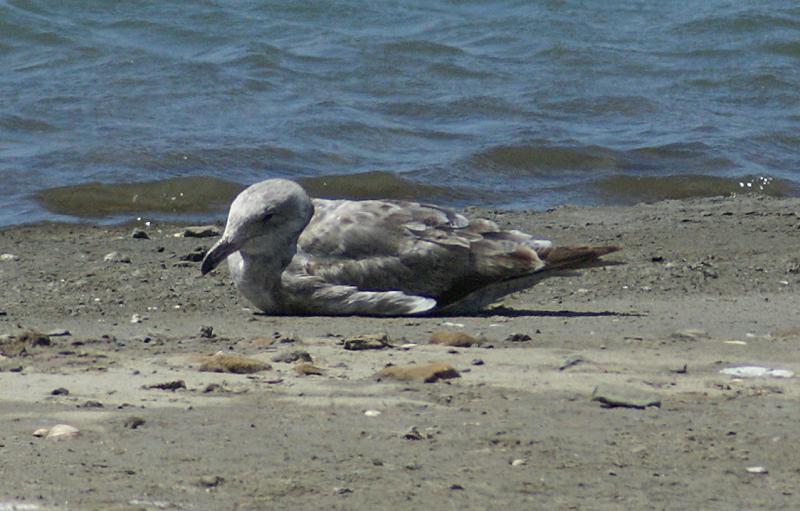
[294,199,564,309]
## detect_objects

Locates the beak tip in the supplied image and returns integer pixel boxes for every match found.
[200,257,214,276]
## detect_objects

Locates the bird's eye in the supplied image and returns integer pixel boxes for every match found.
[262,212,274,223]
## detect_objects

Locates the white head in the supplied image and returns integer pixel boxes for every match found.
[201,179,314,275]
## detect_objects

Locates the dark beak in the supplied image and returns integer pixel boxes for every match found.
[201,239,238,275]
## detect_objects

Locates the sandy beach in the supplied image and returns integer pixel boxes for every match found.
[1,194,799,510]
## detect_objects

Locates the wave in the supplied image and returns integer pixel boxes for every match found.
[465,143,620,175]
[589,174,797,204]
[35,176,244,218]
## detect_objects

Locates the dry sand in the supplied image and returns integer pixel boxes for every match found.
[1,195,800,510]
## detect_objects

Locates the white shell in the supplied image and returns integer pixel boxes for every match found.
[363,410,381,417]
[45,424,80,440]
[720,366,794,378]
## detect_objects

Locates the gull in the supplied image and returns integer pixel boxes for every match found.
[201,179,620,315]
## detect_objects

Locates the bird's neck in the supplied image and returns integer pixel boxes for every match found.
[231,244,298,313]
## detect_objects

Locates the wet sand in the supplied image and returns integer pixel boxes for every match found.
[1,195,799,510]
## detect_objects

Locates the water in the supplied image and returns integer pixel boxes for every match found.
[1,0,799,226]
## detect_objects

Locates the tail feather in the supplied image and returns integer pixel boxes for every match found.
[537,245,621,271]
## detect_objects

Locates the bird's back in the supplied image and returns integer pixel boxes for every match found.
[293,198,560,309]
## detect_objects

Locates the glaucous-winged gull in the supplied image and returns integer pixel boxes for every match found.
[201,179,619,315]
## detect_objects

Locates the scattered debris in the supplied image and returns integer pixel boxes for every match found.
[592,384,662,409]
[671,329,710,342]
[196,475,225,488]
[46,329,71,337]
[131,228,150,240]
[342,333,392,350]
[203,383,225,394]
[103,251,131,263]
[272,350,312,363]
[294,362,324,376]
[559,356,585,371]
[670,364,688,374]
[199,325,214,338]
[505,333,532,342]
[180,225,221,238]
[0,331,51,357]
[144,380,187,391]
[429,331,480,347]
[180,247,207,262]
[402,426,433,440]
[374,363,460,383]
[720,366,794,378]
[45,424,80,440]
[124,416,146,429]
[333,487,352,495]
[198,352,271,374]
[19,330,51,347]
[79,400,104,408]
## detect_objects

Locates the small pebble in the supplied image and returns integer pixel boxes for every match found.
[271,350,312,363]
[124,416,146,429]
[294,362,323,376]
[50,387,69,396]
[131,228,149,240]
[364,410,381,417]
[103,251,131,263]
[746,466,768,475]
[342,333,391,350]
[181,225,221,238]
[0,253,20,261]
[197,475,225,488]
[429,331,480,347]
[505,333,532,342]
[180,248,207,262]
[511,458,527,466]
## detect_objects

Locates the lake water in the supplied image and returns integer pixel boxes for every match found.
[1,0,799,225]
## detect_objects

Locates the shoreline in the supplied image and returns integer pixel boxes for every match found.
[2,194,799,509]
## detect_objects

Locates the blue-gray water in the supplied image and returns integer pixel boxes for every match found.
[1,0,799,225]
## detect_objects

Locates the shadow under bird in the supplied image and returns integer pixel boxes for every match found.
[200,179,620,315]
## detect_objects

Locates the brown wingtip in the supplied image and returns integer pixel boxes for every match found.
[537,245,622,270]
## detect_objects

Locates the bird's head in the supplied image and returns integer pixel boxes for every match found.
[200,179,314,275]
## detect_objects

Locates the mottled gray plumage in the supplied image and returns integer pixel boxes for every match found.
[201,179,619,315]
